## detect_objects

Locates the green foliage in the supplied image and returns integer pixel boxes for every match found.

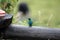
[0,0,18,13]
[1,0,60,28]
[13,0,60,28]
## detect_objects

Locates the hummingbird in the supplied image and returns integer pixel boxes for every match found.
[28,18,33,27]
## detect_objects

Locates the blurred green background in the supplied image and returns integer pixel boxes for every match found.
[0,0,60,28]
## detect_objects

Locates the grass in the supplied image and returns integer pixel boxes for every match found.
[12,0,60,28]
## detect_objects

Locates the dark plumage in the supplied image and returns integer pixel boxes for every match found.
[28,18,33,27]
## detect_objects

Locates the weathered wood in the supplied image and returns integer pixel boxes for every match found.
[0,14,13,28]
[5,24,60,39]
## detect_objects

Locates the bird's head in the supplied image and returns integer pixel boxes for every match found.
[28,18,31,20]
